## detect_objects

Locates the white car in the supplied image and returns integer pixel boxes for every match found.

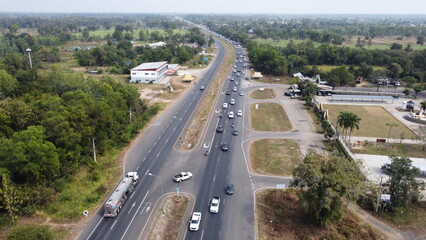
[239,91,244,96]
[189,212,202,231]
[230,99,235,105]
[222,103,228,109]
[228,111,234,119]
[173,172,193,182]
[237,110,243,117]
[233,87,237,92]
[209,197,220,213]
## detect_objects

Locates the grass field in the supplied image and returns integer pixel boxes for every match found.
[256,189,384,240]
[250,88,276,99]
[324,105,417,139]
[250,139,302,176]
[352,142,426,158]
[250,103,292,132]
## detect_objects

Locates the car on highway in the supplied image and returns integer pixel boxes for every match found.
[236,73,240,77]
[221,142,229,151]
[225,184,234,195]
[245,77,250,80]
[230,77,234,81]
[200,85,205,90]
[237,110,243,117]
[235,81,238,85]
[209,197,220,213]
[233,87,237,92]
[216,125,224,133]
[189,212,202,231]
[232,129,238,136]
[233,69,237,73]
[239,91,244,96]
[228,111,234,119]
[173,172,193,182]
[230,98,235,105]
[226,90,231,95]
[223,103,228,109]
[242,70,245,74]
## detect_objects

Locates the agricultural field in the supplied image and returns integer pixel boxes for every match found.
[324,105,418,139]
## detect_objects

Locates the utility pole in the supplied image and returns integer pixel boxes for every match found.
[375,176,383,213]
[92,138,97,162]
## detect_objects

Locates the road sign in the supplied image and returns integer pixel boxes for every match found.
[276,184,286,189]
[381,194,391,202]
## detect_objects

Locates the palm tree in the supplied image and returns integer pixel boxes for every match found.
[336,111,361,143]
[336,111,351,140]
[347,113,361,143]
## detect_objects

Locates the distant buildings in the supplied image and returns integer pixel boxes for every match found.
[147,42,166,48]
[130,61,168,83]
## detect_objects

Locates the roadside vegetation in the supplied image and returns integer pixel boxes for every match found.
[256,189,384,240]
[249,139,301,176]
[147,195,189,240]
[249,103,292,131]
[249,88,276,99]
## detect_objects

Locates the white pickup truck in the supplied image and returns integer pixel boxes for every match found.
[209,197,220,213]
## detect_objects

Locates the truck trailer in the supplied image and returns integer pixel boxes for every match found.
[103,172,139,217]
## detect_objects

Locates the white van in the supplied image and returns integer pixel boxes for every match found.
[222,103,228,109]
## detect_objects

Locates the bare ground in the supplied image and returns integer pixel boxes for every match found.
[147,196,189,240]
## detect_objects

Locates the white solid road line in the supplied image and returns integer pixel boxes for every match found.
[110,220,117,230]
[120,191,149,240]
[86,216,104,240]
[213,175,216,182]
[201,230,205,240]
[145,169,149,175]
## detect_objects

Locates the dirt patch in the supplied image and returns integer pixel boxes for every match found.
[147,195,189,240]
[256,189,385,240]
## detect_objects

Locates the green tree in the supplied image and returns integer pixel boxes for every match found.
[0,173,22,223]
[416,36,425,45]
[291,151,361,226]
[390,43,403,50]
[403,88,410,96]
[0,126,60,184]
[381,156,425,207]
[336,111,361,142]
[413,85,423,98]
[326,66,355,86]
[420,102,426,112]
[8,24,19,34]
[7,224,53,240]
[387,63,403,78]
[0,70,18,98]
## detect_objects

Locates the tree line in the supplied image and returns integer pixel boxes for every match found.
[0,61,159,220]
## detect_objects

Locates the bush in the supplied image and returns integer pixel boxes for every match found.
[7,225,53,240]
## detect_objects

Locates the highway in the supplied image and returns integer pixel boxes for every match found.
[78,28,290,240]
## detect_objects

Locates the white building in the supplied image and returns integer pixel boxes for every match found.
[130,61,168,83]
[148,42,166,48]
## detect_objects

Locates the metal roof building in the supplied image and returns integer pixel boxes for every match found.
[130,61,168,84]
[331,95,395,103]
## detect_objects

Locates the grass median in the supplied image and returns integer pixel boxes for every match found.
[250,139,301,176]
[250,88,276,99]
[250,103,292,132]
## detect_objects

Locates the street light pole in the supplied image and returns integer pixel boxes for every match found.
[26,48,33,68]
[148,173,164,208]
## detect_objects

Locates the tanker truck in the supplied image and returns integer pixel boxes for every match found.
[103,172,139,217]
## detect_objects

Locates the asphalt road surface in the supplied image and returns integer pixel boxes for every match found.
[78,31,290,240]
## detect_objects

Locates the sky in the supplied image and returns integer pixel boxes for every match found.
[4,0,426,14]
